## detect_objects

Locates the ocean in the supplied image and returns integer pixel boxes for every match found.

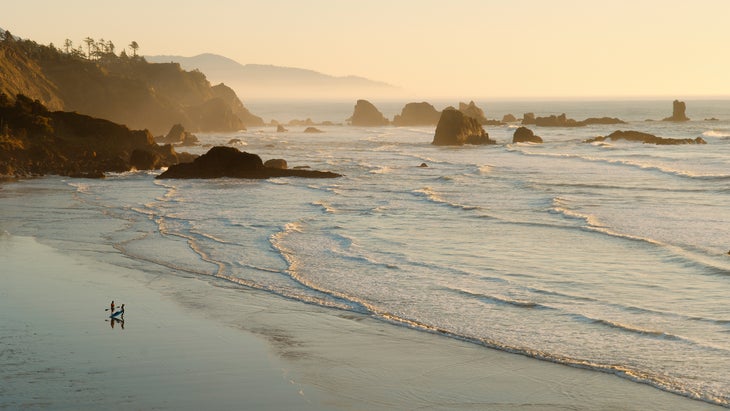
[1,99,729,407]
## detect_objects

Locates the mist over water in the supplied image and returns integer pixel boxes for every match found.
[1,100,729,407]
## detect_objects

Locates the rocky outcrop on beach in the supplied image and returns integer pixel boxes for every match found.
[512,127,543,143]
[585,130,706,145]
[0,94,193,178]
[662,100,690,122]
[432,109,495,146]
[157,146,341,179]
[156,124,199,146]
[522,112,624,127]
[392,102,441,126]
[348,100,389,126]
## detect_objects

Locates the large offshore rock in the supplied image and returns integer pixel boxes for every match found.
[432,109,495,146]
[348,99,389,126]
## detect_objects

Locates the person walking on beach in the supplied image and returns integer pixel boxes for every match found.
[110,300,115,313]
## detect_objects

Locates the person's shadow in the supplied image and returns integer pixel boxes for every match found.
[106,316,125,330]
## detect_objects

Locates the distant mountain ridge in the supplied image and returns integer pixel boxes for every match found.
[145,53,400,99]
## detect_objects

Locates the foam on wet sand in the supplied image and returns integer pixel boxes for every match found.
[0,234,722,410]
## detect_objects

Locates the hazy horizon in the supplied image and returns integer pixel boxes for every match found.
[5,0,730,100]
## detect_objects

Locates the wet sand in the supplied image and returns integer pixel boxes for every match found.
[0,234,723,410]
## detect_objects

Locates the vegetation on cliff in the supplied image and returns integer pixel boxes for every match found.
[0,31,263,135]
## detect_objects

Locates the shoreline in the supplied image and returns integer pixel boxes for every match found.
[1,233,724,410]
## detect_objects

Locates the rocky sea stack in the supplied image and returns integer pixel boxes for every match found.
[155,124,199,146]
[458,101,488,124]
[432,109,495,146]
[348,100,389,126]
[512,127,543,143]
[157,146,341,179]
[392,102,441,126]
[662,100,690,122]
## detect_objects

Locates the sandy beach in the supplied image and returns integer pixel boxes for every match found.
[0,233,723,410]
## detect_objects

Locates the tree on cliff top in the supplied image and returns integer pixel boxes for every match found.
[129,41,139,57]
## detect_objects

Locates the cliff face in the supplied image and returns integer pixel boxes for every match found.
[0,94,192,177]
[0,37,262,134]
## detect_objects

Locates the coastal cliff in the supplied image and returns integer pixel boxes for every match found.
[0,33,263,135]
[0,94,193,177]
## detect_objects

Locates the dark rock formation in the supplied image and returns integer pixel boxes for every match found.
[157,146,341,179]
[130,149,161,170]
[186,97,245,132]
[392,102,441,126]
[0,94,191,178]
[458,101,488,124]
[662,100,690,122]
[264,159,287,169]
[210,83,264,127]
[348,100,389,126]
[156,124,199,146]
[276,124,288,132]
[581,117,626,125]
[419,163,428,168]
[512,127,543,143]
[304,127,324,133]
[523,112,624,127]
[288,118,315,126]
[535,113,581,127]
[585,130,706,145]
[502,114,518,123]
[432,109,495,146]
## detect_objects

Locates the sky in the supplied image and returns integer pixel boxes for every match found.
[4,0,730,99]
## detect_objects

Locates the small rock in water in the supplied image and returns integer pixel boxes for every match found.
[419,163,428,168]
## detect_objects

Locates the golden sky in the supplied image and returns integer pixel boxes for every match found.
[5,0,730,99]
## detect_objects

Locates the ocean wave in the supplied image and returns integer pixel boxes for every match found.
[412,187,480,211]
[311,200,337,213]
[369,165,394,174]
[549,197,603,227]
[575,314,684,340]
[550,197,663,246]
[509,147,730,181]
[444,287,551,310]
[702,130,730,138]
[268,222,377,313]
[67,182,91,194]
[477,164,493,174]
[373,310,729,408]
